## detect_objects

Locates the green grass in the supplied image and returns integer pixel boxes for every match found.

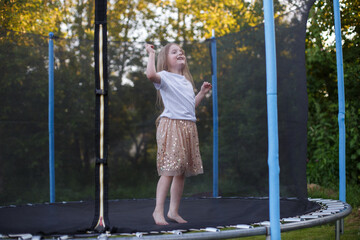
[238,210,360,240]
[110,211,360,239]
[235,184,360,240]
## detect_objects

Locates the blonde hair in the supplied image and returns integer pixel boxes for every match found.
[155,43,195,125]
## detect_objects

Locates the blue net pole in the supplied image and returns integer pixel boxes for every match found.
[263,0,281,239]
[333,0,346,203]
[48,32,55,203]
[211,29,219,198]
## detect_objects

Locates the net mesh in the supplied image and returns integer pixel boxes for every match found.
[0,0,314,206]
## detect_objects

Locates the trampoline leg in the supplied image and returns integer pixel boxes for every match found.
[265,227,271,240]
[335,220,341,240]
[340,218,344,234]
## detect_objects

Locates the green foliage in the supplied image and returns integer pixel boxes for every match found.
[306,0,360,188]
[306,99,339,187]
[0,0,63,36]
[1,0,359,206]
[0,31,49,204]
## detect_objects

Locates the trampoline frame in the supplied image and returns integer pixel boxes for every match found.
[0,0,351,239]
[3,198,351,240]
[111,199,352,240]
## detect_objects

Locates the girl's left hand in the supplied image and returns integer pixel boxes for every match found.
[201,82,212,94]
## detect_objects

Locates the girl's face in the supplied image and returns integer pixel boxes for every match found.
[167,44,186,71]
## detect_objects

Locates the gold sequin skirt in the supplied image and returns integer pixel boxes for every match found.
[156,117,203,177]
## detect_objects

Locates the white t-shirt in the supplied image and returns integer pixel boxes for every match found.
[154,71,196,122]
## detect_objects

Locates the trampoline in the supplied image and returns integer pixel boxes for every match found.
[0,198,352,239]
[0,0,352,239]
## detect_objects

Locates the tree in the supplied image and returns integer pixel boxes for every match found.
[2,0,359,205]
[306,0,360,187]
[0,0,63,36]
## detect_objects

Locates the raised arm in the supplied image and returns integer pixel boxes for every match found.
[195,82,212,108]
[146,44,161,84]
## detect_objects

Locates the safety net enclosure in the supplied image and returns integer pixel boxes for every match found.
[0,0,351,238]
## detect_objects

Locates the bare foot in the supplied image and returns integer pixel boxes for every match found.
[167,212,188,224]
[153,210,169,225]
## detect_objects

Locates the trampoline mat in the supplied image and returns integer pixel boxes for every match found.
[0,197,320,235]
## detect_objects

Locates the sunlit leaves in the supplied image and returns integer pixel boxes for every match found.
[0,0,63,36]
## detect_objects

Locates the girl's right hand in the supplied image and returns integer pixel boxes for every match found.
[146,43,155,54]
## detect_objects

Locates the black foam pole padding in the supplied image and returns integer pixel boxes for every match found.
[95,0,107,23]
[91,0,110,232]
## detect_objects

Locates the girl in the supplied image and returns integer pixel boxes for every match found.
[145,43,212,225]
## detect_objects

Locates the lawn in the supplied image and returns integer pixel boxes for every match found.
[237,184,360,240]
[239,210,359,240]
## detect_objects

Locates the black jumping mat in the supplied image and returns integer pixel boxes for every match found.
[0,197,320,235]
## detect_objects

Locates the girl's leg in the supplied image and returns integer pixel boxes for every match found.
[153,175,173,225]
[167,174,187,223]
